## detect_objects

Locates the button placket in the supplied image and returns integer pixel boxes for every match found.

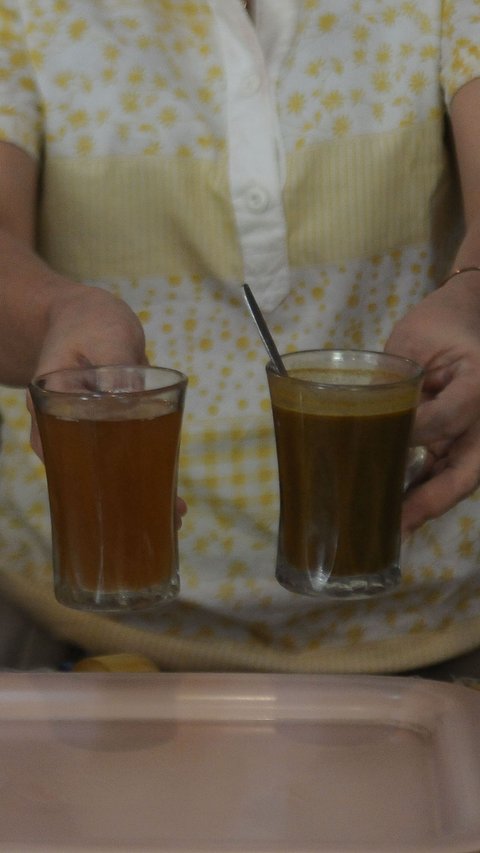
[212,1,290,311]
[245,183,270,213]
[240,72,261,96]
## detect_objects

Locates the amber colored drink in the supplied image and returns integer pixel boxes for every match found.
[267,351,423,598]
[36,406,183,609]
[30,365,187,612]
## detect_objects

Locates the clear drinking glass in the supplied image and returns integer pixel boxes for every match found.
[267,349,423,599]
[30,365,187,612]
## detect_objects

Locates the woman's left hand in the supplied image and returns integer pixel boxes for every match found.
[385,272,480,533]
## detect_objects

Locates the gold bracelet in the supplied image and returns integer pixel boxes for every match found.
[441,266,480,286]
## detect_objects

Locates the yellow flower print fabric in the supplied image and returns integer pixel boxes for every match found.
[1,1,480,672]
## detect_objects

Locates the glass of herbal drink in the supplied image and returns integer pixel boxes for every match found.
[266,349,423,599]
[30,365,187,612]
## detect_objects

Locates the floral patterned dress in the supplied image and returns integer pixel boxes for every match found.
[0,0,480,671]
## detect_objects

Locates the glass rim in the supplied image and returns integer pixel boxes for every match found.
[29,363,188,398]
[266,348,424,390]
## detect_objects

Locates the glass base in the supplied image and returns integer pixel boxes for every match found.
[276,563,401,600]
[54,577,180,612]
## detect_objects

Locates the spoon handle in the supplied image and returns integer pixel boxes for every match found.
[242,284,288,376]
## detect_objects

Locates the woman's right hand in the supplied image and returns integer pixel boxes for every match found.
[28,283,188,528]
[36,282,148,374]
[28,282,148,455]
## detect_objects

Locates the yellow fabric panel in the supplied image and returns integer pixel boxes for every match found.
[38,119,447,281]
[285,118,447,267]
[38,153,243,282]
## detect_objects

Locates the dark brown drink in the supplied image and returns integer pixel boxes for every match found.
[272,402,414,577]
[267,352,423,598]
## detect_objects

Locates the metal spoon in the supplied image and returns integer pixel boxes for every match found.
[242,283,288,376]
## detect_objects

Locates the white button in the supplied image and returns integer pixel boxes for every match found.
[245,184,270,212]
[240,73,261,97]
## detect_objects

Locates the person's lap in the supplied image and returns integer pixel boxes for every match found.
[1,595,480,680]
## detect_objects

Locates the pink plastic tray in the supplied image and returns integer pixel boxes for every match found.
[0,672,479,852]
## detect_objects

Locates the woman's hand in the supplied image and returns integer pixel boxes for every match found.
[28,284,187,527]
[28,283,148,453]
[385,273,480,533]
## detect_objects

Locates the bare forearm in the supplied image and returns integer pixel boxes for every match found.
[450,80,480,274]
[0,227,84,386]
[449,217,480,271]
[0,143,145,387]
